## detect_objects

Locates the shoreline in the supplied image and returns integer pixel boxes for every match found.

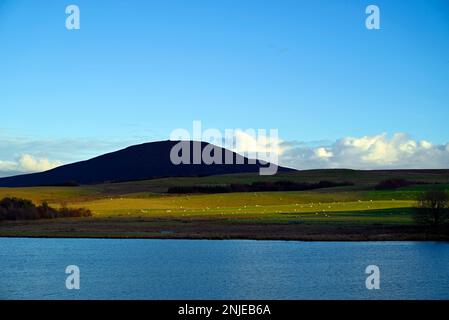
[1,218,448,241]
[1,235,449,242]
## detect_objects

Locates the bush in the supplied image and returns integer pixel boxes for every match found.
[167,185,232,194]
[58,207,93,218]
[414,189,449,227]
[375,179,412,190]
[0,197,39,220]
[56,180,80,187]
[0,197,92,221]
[167,180,354,194]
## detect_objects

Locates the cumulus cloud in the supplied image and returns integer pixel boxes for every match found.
[232,130,284,157]
[17,154,62,172]
[280,133,449,170]
[0,154,62,177]
[212,131,449,169]
[0,132,448,178]
[0,133,142,178]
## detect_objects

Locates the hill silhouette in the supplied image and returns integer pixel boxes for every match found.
[0,140,293,187]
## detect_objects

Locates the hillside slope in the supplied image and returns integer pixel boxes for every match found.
[0,140,293,187]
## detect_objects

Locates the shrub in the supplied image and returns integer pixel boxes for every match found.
[58,207,93,218]
[56,180,80,187]
[167,180,354,194]
[167,185,231,194]
[375,179,412,190]
[0,197,92,221]
[0,197,39,220]
[414,189,449,227]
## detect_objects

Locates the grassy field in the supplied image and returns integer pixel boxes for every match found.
[1,169,449,239]
[65,193,413,224]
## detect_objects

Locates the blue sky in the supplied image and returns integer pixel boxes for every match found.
[1,0,448,174]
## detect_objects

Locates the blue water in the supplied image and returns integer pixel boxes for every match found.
[0,238,448,300]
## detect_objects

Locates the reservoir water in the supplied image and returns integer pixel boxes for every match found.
[1,238,448,300]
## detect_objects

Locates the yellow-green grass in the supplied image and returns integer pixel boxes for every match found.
[3,169,445,202]
[55,192,415,225]
[2,174,448,226]
[0,186,100,203]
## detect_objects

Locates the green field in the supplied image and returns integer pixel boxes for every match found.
[1,169,448,225]
[0,170,449,241]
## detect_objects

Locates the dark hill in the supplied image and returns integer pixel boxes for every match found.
[0,140,294,187]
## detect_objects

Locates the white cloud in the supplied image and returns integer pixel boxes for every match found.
[232,130,284,156]
[17,154,62,172]
[0,130,147,164]
[315,147,333,159]
[0,160,17,172]
[0,132,142,177]
[215,131,449,169]
[280,133,449,170]
[0,132,448,178]
[0,154,62,177]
